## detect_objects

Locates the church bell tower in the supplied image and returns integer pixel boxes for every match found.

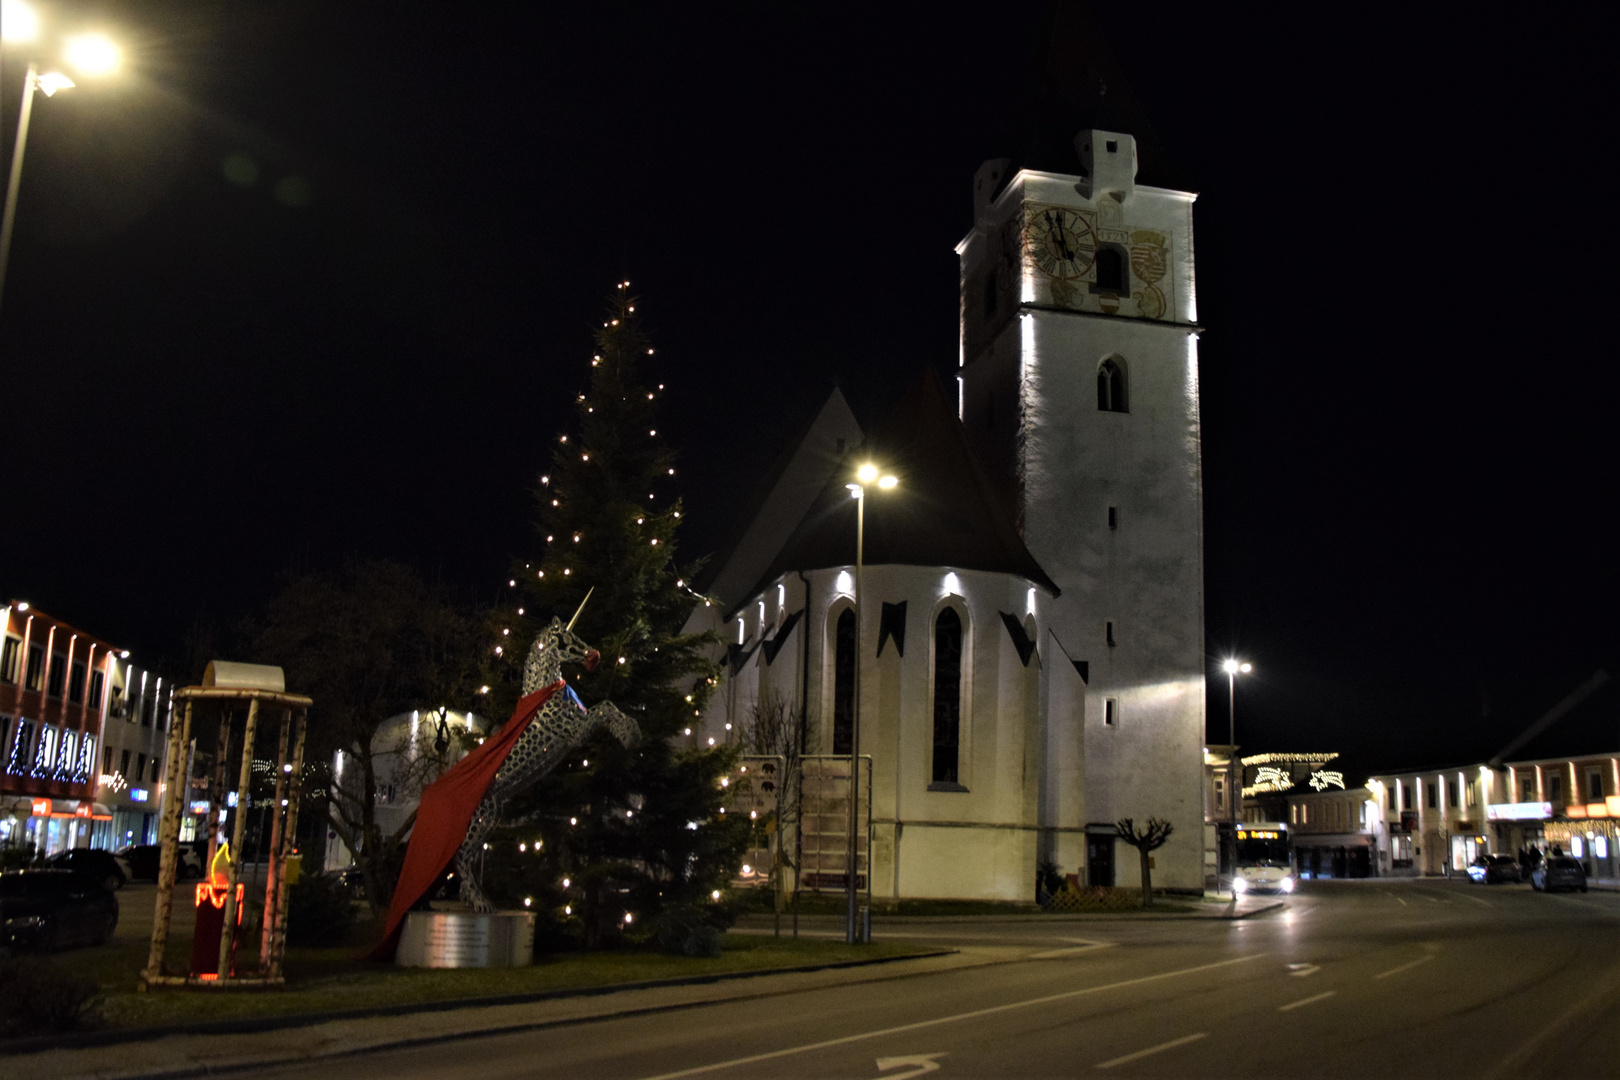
[956,130,1207,891]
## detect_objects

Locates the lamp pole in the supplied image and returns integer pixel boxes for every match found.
[1222,658,1251,895]
[847,480,864,944]
[0,61,41,310]
[1,10,123,316]
[845,464,895,944]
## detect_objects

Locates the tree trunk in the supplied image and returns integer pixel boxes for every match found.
[1139,847,1154,907]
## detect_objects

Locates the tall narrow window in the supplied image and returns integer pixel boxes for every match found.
[932,608,963,784]
[47,654,66,698]
[1097,358,1128,412]
[0,637,19,683]
[832,609,855,755]
[25,645,44,691]
[1094,247,1125,293]
[1105,620,1116,647]
[1108,506,1118,529]
[1104,698,1118,727]
[69,661,86,704]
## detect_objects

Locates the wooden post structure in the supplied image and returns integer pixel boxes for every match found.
[259,707,292,967]
[266,711,306,981]
[142,664,311,990]
[142,700,194,988]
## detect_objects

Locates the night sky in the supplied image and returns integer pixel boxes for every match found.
[3,2,1614,772]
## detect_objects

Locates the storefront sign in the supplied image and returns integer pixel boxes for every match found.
[1400,810,1419,833]
[31,798,51,817]
[129,788,150,803]
[1486,801,1552,821]
[74,802,93,818]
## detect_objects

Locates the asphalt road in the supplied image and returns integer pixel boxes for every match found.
[245,880,1620,1080]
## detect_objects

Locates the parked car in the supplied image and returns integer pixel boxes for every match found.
[1466,854,1523,884]
[0,869,120,951]
[118,844,204,882]
[44,848,130,891]
[1531,855,1588,893]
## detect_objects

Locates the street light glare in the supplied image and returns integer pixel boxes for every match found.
[35,72,74,96]
[856,463,878,484]
[2,0,39,43]
[1240,662,1252,673]
[1222,658,1238,674]
[877,474,898,489]
[64,33,121,76]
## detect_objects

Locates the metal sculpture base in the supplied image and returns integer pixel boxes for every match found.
[395,910,535,968]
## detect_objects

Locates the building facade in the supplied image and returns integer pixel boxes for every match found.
[685,130,1207,900]
[1,601,120,855]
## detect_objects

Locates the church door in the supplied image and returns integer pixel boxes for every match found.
[1086,834,1115,888]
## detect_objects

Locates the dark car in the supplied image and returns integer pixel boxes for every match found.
[119,844,204,882]
[0,870,120,951]
[1466,854,1523,884]
[1531,855,1588,893]
[45,848,129,891]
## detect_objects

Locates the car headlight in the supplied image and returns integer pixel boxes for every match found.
[1232,876,1248,893]
[1280,876,1295,893]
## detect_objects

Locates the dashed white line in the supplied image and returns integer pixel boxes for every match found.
[1278,990,1337,1012]
[634,953,1269,1080]
[1095,1032,1208,1070]
[1374,955,1435,980]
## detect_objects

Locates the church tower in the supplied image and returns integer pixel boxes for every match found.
[957,131,1206,890]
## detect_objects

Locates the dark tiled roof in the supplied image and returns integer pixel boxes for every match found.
[742,372,1058,607]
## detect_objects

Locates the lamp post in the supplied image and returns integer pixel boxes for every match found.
[1,2,122,314]
[1221,658,1251,896]
[844,462,896,944]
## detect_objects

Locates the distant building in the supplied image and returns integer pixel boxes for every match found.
[93,659,177,850]
[322,707,488,872]
[1,601,120,855]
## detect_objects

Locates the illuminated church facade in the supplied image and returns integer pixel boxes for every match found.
[686,129,1207,900]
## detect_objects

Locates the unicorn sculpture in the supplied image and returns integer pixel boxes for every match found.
[372,591,638,957]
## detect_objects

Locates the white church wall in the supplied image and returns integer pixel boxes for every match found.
[959,142,1208,893]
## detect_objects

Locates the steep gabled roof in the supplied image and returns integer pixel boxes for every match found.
[692,388,863,610]
[739,371,1057,610]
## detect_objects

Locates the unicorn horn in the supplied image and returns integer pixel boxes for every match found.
[566,587,595,631]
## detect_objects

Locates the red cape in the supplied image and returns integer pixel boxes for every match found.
[368,681,566,961]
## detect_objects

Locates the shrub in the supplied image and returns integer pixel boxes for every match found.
[1042,885,1144,913]
[647,904,724,957]
[286,873,357,946]
[0,956,102,1038]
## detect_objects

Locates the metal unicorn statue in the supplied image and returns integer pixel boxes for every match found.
[370,589,638,959]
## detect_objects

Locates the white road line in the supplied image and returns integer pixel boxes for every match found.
[1374,955,1435,980]
[634,953,1269,1080]
[1462,893,1492,907]
[1386,892,1408,906]
[1278,990,1337,1012]
[1095,1032,1208,1070]
[1029,938,1111,959]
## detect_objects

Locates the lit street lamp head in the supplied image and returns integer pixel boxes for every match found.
[2,0,40,43]
[1222,658,1252,675]
[64,32,121,76]
[856,462,878,483]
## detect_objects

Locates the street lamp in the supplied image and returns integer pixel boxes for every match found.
[1221,658,1251,895]
[844,462,897,944]
[1,2,122,313]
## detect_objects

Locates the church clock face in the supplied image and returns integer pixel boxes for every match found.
[1028,206,1096,280]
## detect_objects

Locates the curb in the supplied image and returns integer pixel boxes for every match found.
[0,948,954,1060]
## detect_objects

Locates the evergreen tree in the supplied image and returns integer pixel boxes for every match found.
[479,284,748,948]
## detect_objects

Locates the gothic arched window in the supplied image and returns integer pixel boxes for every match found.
[833,608,855,755]
[932,608,963,784]
[1098,358,1128,413]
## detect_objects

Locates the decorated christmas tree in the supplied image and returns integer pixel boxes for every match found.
[479,284,748,949]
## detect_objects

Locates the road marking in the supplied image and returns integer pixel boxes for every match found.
[1095,1032,1207,1070]
[1278,990,1336,1012]
[1030,938,1110,959]
[634,953,1269,1080]
[1462,893,1492,907]
[875,1053,946,1079]
[1286,963,1320,977]
[1374,955,1435,980]
[1385,892,1408,906]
